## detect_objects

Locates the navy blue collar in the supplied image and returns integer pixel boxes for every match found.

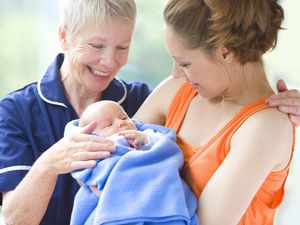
[37,53,128,108]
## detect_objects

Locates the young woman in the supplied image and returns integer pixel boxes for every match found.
[135,0,295,224]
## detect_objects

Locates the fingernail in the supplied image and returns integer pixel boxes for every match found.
[102,152,110,157]
[108,145,116,151]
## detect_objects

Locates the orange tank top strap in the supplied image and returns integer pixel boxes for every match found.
[165,82,197,132]
[209,97,272,156]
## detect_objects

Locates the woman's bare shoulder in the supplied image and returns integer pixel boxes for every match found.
[232,107,294,171]
[134,76,186,125]
[245,108,293,141]
[154,76,186,93]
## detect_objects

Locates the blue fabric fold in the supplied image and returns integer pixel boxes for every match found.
[66,119,199,225]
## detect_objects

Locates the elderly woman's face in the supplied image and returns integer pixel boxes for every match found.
[63,19,134,92]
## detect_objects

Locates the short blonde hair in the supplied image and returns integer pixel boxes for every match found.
[59,0,136,40]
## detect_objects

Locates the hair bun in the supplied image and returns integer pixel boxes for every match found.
[207,0,284,64]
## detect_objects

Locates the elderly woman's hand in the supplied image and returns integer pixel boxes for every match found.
[267,79,300,126]
[37,122,116,175]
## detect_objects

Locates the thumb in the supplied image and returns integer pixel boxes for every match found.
[276,79,288,93]
[80,121,97,134]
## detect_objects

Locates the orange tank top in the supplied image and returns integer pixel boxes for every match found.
[165,82,295,225]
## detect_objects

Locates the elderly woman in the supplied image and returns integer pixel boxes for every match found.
[1,0,300,225]
[0,1,150,225]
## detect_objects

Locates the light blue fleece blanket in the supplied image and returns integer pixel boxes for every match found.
[65,119,199,225]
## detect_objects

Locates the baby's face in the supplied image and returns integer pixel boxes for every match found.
[95,103,137,137]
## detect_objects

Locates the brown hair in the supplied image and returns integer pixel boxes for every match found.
[164,0,284,64]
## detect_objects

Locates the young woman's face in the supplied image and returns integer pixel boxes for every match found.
[62,18,134,92]
[165,26,230,99]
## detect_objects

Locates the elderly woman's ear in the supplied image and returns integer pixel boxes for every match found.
[59,26,68,51]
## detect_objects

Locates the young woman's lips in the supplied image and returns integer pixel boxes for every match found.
[191,82,201,89]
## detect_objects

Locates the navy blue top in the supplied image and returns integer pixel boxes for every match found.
[0,53,152,225]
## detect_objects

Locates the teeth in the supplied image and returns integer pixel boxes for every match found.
[90,67,110,77]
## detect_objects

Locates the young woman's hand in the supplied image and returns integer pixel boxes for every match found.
[267,79,300,126]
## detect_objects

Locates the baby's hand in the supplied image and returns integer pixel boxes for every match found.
[118,130,148,149]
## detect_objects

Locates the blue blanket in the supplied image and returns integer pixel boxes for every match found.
[66,119,199,225]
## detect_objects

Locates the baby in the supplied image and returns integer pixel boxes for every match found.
[79,100,163,149]
[67,101,198,225]
[74,100,164,196]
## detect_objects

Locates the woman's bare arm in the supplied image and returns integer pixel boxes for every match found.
[134,76,185,125]
[2,122,115,225]
[197,109,294,225]
[2,163,58,225]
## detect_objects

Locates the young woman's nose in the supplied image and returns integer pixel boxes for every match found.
[171,61,185,79]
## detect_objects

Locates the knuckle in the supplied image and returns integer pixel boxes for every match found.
[84,142,93,149]
[295,107,300,115]
[288,98,296,105]
[64,145,73,154]
[296,119,300,127]
[68,134,78,142]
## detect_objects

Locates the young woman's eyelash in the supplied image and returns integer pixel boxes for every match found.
[180,63,190,68]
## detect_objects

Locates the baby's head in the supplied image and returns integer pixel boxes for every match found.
[79,100,137,137]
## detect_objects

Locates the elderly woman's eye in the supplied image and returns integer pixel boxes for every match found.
[117,46,129,51]
[89,43,104,49]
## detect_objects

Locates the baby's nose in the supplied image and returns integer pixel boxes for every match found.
[117,119,125,127]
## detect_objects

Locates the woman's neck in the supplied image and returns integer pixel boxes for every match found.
[60,62,101,116]
[221,61,274,105]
